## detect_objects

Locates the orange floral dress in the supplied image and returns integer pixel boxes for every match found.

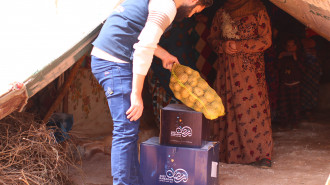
[208,8,273,164]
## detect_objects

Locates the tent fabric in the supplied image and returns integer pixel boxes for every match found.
[68,66,113,138]
[269,0,330,41]
[1,0,329,120]
[0,0,122,120]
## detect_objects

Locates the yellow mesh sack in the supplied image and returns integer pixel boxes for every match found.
[169,64,225,120]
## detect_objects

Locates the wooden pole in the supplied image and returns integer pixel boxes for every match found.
[62,70,69,113]
[43,55,85,123]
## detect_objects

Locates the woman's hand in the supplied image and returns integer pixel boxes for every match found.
[223,40,238,55]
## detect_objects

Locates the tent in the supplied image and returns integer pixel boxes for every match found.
[0,1,329,184]
[0,0,329,121]
[0,0,123,121]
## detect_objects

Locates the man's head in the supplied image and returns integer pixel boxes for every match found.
[175,0,213,21]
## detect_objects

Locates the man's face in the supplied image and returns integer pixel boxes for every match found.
[174,4,205,21]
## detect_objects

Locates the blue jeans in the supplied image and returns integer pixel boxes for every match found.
[91,56,144,185]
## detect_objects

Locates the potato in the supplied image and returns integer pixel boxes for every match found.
[197,79,209,90]
[204,91,215,102]
[181,86,192,99]
[188,94,197,103]
[173,91,182,100]
[173,83,181,92]
[186,67,193,75]
[181,88,190,99]
[193,104,202,112]
[203,106,220,120]
[211,101,225,116]
[170,64,225,120]
[170,76,176,83]
[187,77,198,87]
[193,87,204,97]
[169,83,174,90]
[177,73,189,83]
[192,71,200,78]
[195,97,207,109]
[184,98,194,107]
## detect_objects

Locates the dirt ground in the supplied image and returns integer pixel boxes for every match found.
[69,110,330,185]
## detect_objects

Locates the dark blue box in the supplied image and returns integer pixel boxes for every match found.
[160,104,209,148]
[140,137,220,185]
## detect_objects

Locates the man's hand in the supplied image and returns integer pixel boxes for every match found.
[126,92,144,121]
[161,53,179,71]
[154,45,180,71]
[126,74,145,121]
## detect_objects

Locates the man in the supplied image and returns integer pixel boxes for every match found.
[90,0,213,184]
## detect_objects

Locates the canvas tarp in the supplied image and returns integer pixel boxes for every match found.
[269,0,330,41]
[0,0,123,120]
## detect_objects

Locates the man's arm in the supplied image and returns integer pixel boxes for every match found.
[127,0,177,121]
[126,74,145,121]
[154,45,179,70]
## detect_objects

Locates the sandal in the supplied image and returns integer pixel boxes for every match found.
[249,158,272,169]
[258,158,272,168]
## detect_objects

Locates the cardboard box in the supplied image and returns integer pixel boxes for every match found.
[140,137,220,185]
[160,104,209,147]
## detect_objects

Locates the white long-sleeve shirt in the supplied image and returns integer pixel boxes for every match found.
[91,0,176,75]
[132,0,176,75]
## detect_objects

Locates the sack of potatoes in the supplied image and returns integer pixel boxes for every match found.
[169,64,225,120]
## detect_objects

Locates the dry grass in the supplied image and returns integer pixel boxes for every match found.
[0,112,81,185]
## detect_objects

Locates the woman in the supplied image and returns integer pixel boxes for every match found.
[207,0,273,167]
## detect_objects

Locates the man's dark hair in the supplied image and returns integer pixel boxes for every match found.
[198,0,213,7]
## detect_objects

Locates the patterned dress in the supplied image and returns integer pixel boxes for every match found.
[208,8,273,163]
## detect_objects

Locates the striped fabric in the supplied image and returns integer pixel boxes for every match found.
[147,10,171,31]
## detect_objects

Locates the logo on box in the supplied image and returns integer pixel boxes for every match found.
[159,168,189,183]
[170,126,192,138]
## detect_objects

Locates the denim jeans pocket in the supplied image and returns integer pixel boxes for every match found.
[103,70,114,99]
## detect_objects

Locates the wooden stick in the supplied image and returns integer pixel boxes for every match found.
[43,55,86,123]
[62,70,69,113]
